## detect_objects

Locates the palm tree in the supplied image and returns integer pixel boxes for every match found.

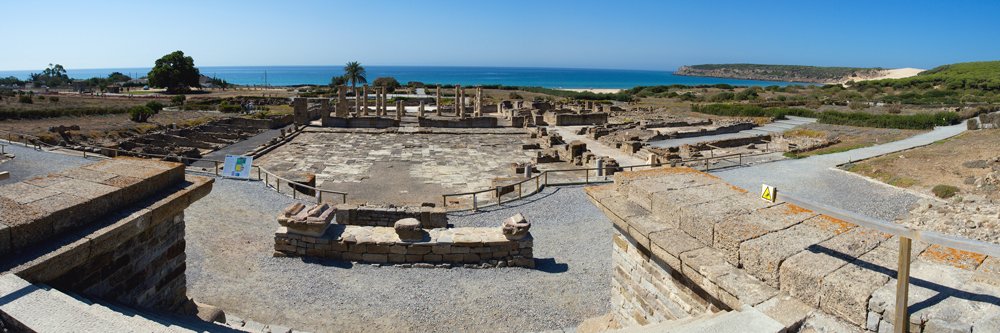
[343,61,367,91]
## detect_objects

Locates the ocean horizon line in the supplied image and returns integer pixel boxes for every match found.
[0,65,802,89]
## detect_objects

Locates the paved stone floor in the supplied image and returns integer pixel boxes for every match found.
[256,130,535,204]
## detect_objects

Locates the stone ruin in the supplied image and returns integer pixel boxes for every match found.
[273,203,535,268]
[0,158,230,331]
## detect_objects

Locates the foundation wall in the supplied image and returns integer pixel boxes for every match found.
[612,229,716,327]
[418,117,498,128]
[322,117,399,128]
[543,112,609,126]
[334,204,448,228]
[274,225,534,268]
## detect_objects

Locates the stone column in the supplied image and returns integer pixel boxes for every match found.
[376,88,383,116]
[396,100,403,120]
[418,100,425,118]
[320,98,331,125]
[458,87,466,118]
[293,97,308,126]
[435,85,442,116]
[362,85,369,116]
[353,87,360,114]
[452,85,460,116]
[497,100,505,118]
[335,86,348,117]
[476,86,483,117]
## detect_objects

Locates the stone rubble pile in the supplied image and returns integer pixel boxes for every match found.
[903,196,1000,244]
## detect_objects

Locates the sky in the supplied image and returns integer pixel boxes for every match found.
[1,0,998,71]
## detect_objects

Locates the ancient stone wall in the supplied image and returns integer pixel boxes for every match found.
[543,112,609,126]
[587,167,1000,332]
[418,117,498,128]
[45,211,189,311]
[273,225,534,268]
[335,204,447,228]
[0,158,213,314]
[612,231,715,327]
[322,116,399,128]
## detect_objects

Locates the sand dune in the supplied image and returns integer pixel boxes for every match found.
[557,88,623,94]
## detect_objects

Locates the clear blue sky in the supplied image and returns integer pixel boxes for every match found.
[2,0,998,71]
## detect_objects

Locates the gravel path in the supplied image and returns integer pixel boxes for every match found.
[713,121,968,220]
[0,143,95,185]
[185,179,612,333]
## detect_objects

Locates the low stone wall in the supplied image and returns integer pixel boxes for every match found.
[322,116,399,128]
[226,115,293,129]
[612,231,717,327]
[335,204,447,228]
[274,225,534,268]
[0,158,214,313]
[543,112,609,126]
[418,117,498,128]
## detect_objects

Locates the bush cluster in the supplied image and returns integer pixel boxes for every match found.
[690,103,962,129]
[128,105,155,122]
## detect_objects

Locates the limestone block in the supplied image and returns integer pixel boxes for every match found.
[713,203,818,265]
[739,220,839,288]
[277,203,334,237]
[394,218,424,241]
[972,256,1000,287]
[649,229,705,270]
[648,183,742,218]
[779,227,890,306]
[677,194,775,245]
[753,294,815,330]
[501,213,531,240]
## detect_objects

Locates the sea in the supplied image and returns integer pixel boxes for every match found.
[0,65,800,89]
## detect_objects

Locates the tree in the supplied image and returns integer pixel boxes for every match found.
[107,72,131,83]
[29,64,70,87]
[330,75,348,87]
[147,51,201,93]
[372,77,401,93]
[342,61,367,90]
[128,105,154,122]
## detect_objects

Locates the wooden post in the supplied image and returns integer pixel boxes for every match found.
[472,193,478,211]
[894,237,912,333]
[442,195,448,208]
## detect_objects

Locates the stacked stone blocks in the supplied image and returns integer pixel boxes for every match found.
[586,167,999,332]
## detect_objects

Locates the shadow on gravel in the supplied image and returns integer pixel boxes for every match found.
[300,257,354,269]
[534,258,569,273]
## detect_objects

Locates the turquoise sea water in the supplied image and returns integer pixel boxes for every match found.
[0,66,801,88]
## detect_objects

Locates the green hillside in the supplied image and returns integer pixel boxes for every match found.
[855,61,1000,91]
[685,64,882,81]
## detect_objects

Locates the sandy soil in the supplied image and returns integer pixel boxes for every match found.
[557,88,622,94]
[785,123,925,158]
[838,67,924,84]
[845,129,1000,196]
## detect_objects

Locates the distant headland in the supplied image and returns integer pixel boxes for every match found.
[675,63,924,84]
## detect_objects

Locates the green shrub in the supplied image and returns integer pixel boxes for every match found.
[931,184,959,198]
[690,103,961,129]
[217,101,242,113]
[128,105,154,122]
[48,96,59,103]
[145,101,165,113]
[18,95,32,104]
[38,95,46,100]
[170,95,186,106]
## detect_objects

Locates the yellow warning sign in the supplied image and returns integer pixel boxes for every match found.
[761,184,776,203]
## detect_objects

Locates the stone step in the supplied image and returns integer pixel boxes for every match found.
[0,274,157,332]
[614,307,784,333]
[40,285,179,333]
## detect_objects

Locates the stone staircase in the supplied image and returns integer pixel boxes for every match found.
[611,307,783,333]
[0,273,242,332]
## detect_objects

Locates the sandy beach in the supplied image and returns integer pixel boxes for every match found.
[558,88,623,94]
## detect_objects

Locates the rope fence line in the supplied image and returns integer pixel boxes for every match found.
[441,152,756,212]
